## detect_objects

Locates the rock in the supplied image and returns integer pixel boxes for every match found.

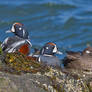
[0,68,91,92]
[0,72,47,92]
[0,74,18,92]
[0,48,91,92]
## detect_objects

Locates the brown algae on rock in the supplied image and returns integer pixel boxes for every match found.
[4,52,50,74]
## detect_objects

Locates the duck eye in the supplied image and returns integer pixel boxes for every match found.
[46,47,49,49]
[19,27,22,30]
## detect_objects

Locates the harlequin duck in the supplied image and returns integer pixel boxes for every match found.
[63,46,92,72]
[33,42,62,67]
[1,23,32,55]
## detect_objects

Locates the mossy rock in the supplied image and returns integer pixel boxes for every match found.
[4,52,50,74]
[0,42,3,54]
[0,50,91,92]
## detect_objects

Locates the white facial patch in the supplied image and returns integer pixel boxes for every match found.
[86,50,91,54]
[53,45,57,53]
[11,25,15,32]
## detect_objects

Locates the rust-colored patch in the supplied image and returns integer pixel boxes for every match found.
[18,44,29,55]
[14,22,23,26]
[27,56,37,61]
[47,42,56,46]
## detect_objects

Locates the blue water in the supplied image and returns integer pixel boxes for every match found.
[0,0,92,59]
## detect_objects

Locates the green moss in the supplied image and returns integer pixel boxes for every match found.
[0,44,3,55]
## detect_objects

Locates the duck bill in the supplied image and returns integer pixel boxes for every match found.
[6,30,12,33]
[56,51,63,55]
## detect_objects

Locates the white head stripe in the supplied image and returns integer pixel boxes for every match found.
[86,50,90,54]
[11,25,15,32]
[53,45,57,53]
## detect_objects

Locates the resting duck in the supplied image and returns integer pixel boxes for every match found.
[63,46,92,72]
[1,22,32,55]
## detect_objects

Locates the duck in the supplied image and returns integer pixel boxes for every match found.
[1,22,32,55]
[63,46,92,72]
[33,42,62,67]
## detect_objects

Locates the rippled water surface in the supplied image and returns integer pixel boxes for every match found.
[0,0,92,59]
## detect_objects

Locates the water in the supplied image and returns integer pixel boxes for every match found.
[0,0,92,59]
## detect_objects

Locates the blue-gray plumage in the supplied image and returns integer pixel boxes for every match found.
[33,42,62,67]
